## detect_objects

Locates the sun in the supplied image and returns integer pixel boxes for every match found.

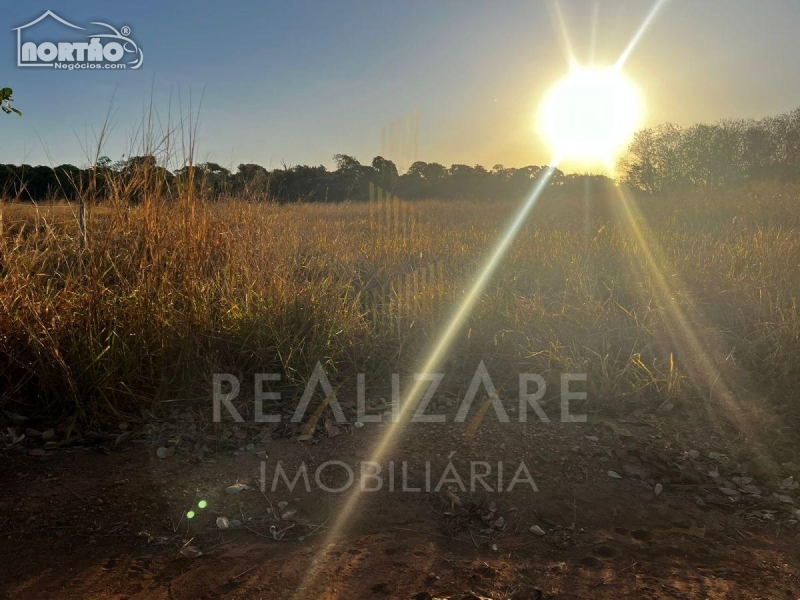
[538,66,644,164]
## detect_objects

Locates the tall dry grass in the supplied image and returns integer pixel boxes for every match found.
[1,177,799,439]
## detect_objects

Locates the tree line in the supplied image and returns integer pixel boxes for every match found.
[0,154,613,203]
[618,107,800,193]
[3,105,799,202]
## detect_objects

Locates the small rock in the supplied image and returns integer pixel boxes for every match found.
[25,428,42,438]
[708,452,723,461]
[156,447,174,459]
[657,402,674,414]
[654,483,663,497]
[607,470,622,479]
[780,477,798,491]
[529,525,546,536]
[216,516,230,530]
[28,449,48,456]
[354,421,364,428]
[277,500,289,510]
[605,422,633,437]
[584,435,599,443]
[781,462,799,473]
[622,464,649,479]
[245,443,255,451]
[748,455,781,480]
[41,429,55,440]
[179,545,202,558]
[281,509,297,520]
[718,487,740,497]
[688,450,701,460]
[225,483,251,494]
[772,493,794,504]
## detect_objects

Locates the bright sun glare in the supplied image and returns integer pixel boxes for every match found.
[538,66,644,163]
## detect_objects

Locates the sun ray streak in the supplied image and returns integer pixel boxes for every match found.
[292,2,671,593]
[589,0,599,66]
[291,156,562,599]
[551,1,578,68]
[611,185,763,440]
[614,0,669,71]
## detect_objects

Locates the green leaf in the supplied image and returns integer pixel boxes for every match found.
[0,87,12,100]
[10,107,22,116]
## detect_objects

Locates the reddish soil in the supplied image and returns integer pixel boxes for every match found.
[2,407,799,599]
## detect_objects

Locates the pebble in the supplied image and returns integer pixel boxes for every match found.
[225,483,251,494]
[529,525,546,536]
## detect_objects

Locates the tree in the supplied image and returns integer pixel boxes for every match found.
[371,156,398,192]
[1,87,22,116]
[331,154,371,200]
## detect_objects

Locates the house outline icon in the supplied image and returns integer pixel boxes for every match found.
[12,10,86,67]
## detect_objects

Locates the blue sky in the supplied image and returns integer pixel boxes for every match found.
[2,1,799,172]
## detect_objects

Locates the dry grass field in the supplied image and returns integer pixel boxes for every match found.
[2,182,799,442]
[3,184,800,598]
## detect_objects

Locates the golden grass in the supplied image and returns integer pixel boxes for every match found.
[1,182,799,436]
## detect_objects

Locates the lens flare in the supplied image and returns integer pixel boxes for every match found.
[293,2,668,595]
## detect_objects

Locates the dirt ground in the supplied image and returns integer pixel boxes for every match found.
[2,403,800,599]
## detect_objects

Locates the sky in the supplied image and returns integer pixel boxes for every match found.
[2,0,799,173]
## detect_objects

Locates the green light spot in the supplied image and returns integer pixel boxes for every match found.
[197,500,207,509]
[187,510,195,519]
